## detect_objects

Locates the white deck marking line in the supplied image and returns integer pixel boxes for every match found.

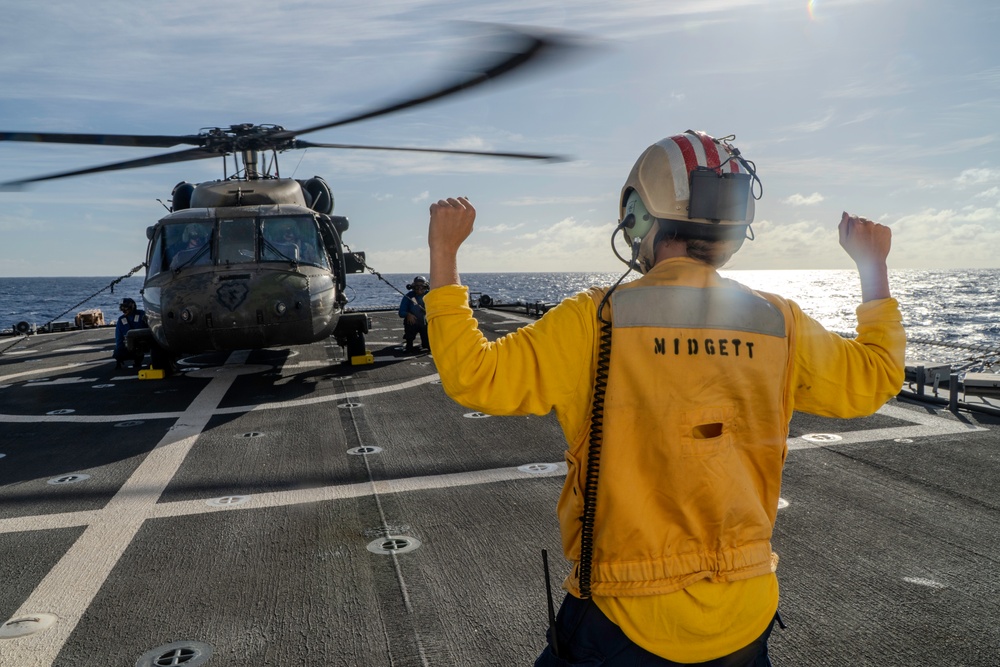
[0,374,440,423]
[0,411,184,424]
[277,356,404,369]
[0,351,250,667]
[215,373,441,414]
[0,360,105,385]
[0,509,101,534]
[19,377,99,387]
[0,464,570,536]
[787,402,987,450]
[145,463,570,520]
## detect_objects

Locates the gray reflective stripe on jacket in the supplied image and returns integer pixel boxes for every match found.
[611,286,786,337]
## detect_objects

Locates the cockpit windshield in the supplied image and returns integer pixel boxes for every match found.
[151,215,329,275]
[261,216,329,269]
[163,222,213,271]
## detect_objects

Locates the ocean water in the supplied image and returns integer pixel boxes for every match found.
[2,269,998,368]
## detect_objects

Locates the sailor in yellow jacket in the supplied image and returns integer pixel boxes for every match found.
[424,131,905,666]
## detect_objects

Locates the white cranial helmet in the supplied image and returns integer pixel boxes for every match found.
[620,130,756,273]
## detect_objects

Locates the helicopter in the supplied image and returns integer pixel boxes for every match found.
[0,26,571,369]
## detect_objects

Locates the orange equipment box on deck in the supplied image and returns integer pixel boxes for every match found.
[75,309,105,328]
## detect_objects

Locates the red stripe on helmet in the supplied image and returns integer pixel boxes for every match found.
[692,131,722,170]
[669,133,699,176]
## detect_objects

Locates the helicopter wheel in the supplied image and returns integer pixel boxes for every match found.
[149,340,177,376]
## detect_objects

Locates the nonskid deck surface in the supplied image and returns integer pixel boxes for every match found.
[0,311,998,666]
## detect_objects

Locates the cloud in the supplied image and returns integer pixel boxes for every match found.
[502,195,606,206]
[790,111,835,133]
[887,206,1000,267]
[964,66,1000,88]
[732,218,846,269]
[839,109,884,126]
[782,192,825,206]
[412,191,430,203]
[478,223,525,233]
[955,168,1000,186]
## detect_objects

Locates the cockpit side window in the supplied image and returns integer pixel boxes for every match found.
[218,218,257,265]
[260,216,330,269]
[148,228,166,276]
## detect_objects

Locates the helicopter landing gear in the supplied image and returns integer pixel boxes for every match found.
[148,340,177,377]
[124,329,174,378]
[332,313,373,366]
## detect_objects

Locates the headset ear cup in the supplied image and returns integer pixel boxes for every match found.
[624,191,655,242]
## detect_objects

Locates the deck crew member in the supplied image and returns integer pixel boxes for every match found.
[113,297,148,370]
[423,131,905,665]
[398,276,430,353]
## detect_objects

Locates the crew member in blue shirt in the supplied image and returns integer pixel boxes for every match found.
[113,297,148,370]
[398,276,430,353]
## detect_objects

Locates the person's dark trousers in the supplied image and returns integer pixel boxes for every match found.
[403,319,429,350]
[535,594,774,667]
[112,348,144,369]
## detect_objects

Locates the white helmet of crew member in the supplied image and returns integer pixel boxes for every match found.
[620,130,756,273]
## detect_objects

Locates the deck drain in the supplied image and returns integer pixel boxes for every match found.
[46,409,75,415]
[518,463,558,474]
[347,446,383,455]
[92,383,115,389]
[47,474,90,485]
[464,412,491,419]
[800,433,842,443]
[206,495,250,508]
[777,498,789,509]
[338,402,364,409]
[238,432,265,438]
[136,641,213,667]
[367,535,421,555]
[115,421,145,428]
[0,613,58,639]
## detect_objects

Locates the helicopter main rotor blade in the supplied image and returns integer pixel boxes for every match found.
[293,140,566,162]
[0,131,203,149]
[280,26,568,139]
[0,147,219,189]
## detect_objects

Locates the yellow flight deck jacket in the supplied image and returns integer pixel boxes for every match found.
[425,257,905,662]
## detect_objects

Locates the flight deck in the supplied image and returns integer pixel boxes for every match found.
[1,309,998,666]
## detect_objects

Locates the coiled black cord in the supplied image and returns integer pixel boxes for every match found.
[578,310,612,598]
[578,228,636,598]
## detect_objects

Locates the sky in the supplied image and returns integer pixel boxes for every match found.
[1,0,999,277]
